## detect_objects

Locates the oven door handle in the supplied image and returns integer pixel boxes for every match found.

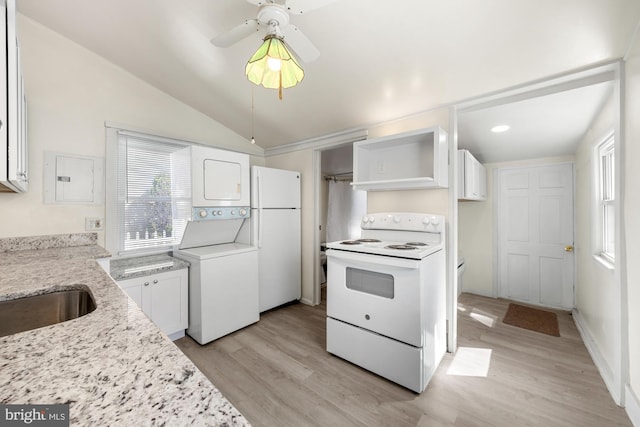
[326,249,423,270]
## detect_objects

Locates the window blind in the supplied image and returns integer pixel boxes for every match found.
[116,133,191,254]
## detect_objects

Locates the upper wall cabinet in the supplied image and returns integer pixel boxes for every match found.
[458,149,487,201]
[352,126,448,191]
[0,0,28,193]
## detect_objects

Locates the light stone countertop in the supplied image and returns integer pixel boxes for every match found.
[0,234,249,426]
[109,253,190,281]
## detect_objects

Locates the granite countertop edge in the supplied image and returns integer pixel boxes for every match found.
[109,253,190,281]
[0,236,249,426]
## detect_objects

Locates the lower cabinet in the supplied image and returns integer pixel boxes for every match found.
[117,269,188,340]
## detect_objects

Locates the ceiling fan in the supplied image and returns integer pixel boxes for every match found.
[211,0,339,63]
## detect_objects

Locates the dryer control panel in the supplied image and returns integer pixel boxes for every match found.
[192,206,250,221]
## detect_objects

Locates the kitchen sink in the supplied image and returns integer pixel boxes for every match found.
[0,289,96,337]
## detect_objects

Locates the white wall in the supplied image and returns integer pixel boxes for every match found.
[459,155,575,297]
[573,91,619,386]
[624,31,640,422]
[0,15,262,245]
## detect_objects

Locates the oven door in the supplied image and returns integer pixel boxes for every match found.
[327,249,425,347]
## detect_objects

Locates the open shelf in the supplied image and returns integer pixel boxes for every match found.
[352,126,448,191]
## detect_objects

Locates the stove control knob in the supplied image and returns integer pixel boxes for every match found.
[393,216,401,223]
[362,216,369,224]
[431,216,440,226]
[239,209,247,216]
[217,210,223,216]
[230,210,236,215]
[369,216,375,223]
[422,217,430,225]
[198,210,208,218]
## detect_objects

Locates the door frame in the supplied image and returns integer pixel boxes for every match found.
[493,161,576,308]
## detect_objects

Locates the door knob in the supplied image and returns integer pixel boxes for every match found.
[564,245,574,252]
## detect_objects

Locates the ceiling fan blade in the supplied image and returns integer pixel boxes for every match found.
[281,24,319,62]
[285,0,340,15]
[211,19,260,48]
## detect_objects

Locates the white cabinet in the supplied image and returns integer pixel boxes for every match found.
[458,149,487,201]
[0,0,28,193]
[117,269,188,340]
[352,126,448,191]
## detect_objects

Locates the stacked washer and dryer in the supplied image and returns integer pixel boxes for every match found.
[173,146,258,345]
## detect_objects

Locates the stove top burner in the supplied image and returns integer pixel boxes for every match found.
[406,242,427,246]
[340,240,362,245]
[356,239,381,243]
[385,244,418,250]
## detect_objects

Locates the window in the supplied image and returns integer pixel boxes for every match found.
[596,133,615,262]
[113,131,191,255]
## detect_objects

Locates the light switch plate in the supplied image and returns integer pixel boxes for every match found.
[85,217,103,231]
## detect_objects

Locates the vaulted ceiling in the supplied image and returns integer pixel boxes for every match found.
[17,0,640,157]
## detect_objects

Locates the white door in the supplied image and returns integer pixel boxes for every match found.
[497,163,574,309]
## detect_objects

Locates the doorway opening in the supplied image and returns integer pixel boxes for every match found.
[317,144,367,302]
[453,61,625,404]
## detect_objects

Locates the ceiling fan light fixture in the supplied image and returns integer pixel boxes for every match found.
[245,35,304,100]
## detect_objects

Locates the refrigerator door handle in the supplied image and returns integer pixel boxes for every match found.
[256,170,261,209]
[258,208,263,248]
[257,171,263,248]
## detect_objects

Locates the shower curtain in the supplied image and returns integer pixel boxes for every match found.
[326,180,367,243]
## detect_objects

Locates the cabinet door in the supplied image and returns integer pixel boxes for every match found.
[117,278,145,311]
[457,150,466,199]
[479,163,487,199]
[463,151,479,198]
[148,270,188,336]
[116,269,187,336]
[5,0,27,192]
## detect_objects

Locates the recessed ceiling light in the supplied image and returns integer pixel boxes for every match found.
[491,125,510,133]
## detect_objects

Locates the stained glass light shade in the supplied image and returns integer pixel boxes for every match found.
[245,35,304,100]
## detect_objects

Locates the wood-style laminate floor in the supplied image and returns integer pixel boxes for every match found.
[175,293,632,427]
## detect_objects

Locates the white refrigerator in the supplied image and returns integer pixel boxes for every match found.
[251,166,301,312]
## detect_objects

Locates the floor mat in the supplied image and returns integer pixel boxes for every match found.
[502,303,560,337]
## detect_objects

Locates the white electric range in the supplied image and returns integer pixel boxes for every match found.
[326,212,447,393]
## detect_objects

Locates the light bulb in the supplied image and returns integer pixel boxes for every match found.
[267,57,282,72]
[491,125,510,133]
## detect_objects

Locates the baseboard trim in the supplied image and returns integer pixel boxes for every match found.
[572,309,621,405]
[300,297,314,306]
[626,385,640,426]
[460,289,496,299]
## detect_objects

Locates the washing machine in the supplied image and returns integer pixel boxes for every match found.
[174,207,258,345]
